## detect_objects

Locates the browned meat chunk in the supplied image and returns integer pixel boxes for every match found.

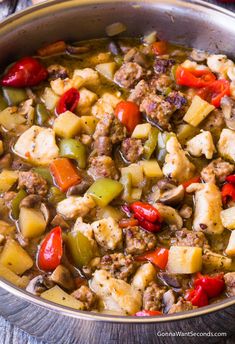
[154,58,175,74]
[0,153,12,170]
[12,157,32,171]
[128,80,150,105]
[224,272,235,296]
[88,156,119,180]
[71,285,98,311]
[93,114,126,145]
[172,228,209,249]
[47,64,68,80]
[114,62,144,89]
[120,138,144,163]
[124,48,150,68]
[165,91,187,109]
[140,93,174,130]
[18,171,48,197]
[99,253,137,281]
[143,282,165,311]
[168,297,196,314]
[124,226,157,255]
[201,158,234,184]
[150,75,173,93]
[93,136,112,156]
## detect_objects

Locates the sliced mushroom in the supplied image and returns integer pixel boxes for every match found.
[20,194,42,208]
[162,289,176,313]
[157,178,176,191]
[26,275,54,295]
[108,41,122,56]
[158,272,181,288]
[159,185,184,205]
[221,96,235,130]
[40,203,50,225]
[51,214,69,229]
[154,203,183,229]
[50,265,75,290]
[66,179,92,196]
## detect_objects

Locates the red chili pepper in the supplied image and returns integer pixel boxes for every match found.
[197,79,230,108]
[135,310,162,316]
[151,41,168,55]
[182,176,201,189]
[56,88,80,115]
[226,174,235,184]
[130,201,161,223]
[134,213,161,232]
[221,183,235,205]
[194,273,225,298]
[38,226,63,271]
[1,57,48,87]
[136,248,169,269]
[114,101,141,133]
[185,285,209,307]
[175,66,216,88]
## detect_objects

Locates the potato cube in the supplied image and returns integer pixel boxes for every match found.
[131,188,142,200]
[221,207,235,229]
[73,68,99,88]
[96,62,117,80]
[0,264,29,288]
[53,111,81,138]
[131,123,152,139]
[121,164,144,187]
[183,95,215,127]
[139,160,163,178]
[41,87,59,111]
[80,116,98,135]
[167,246,202,274]
[76,88,98,115]
[19,207,47,238]
[0,239,33,275]
[0,170,18,192]
[225,231,235,256]
[41,285,84,310]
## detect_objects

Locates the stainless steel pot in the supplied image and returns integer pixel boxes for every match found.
[0,1,234,343]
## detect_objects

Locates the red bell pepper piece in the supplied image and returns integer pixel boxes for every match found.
[185,285,209,307]
[50,158,81,192]
[135,310,162,316]
[182,176,201,189]
[56,88,80,115]
[175,66,216,88]
[136,248,169,269]
[197,79,230,107]
[226,174,235,184]
[194,273,225,298]
[130,202,161,223]
[151,41,168,55]
[1,57,48,87]
[134,212,161,232]
[221,183,235,205]
[38,226,63,271]
[114,101,141,133]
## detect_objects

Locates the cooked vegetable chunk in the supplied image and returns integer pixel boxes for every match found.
[167,246,202,274]
[19,207,47,238]
[86,178,123,207]
[218,129,235,163]
[53,111,81,138]
[0,264,29,288]
[41,286,84,310]
[183,95,215,126]
[0,170,18,192]
[225,231,235,256]
[221,207,235,229]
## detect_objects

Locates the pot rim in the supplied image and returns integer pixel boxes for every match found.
[0,0,235,323]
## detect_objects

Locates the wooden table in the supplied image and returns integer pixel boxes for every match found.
[0,0,235,343]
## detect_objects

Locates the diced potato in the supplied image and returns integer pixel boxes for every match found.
[0,239,33,275]
[41,87,60,111]
[0,170,18,192]
[183,95,215,127]
[131,123,152,139]
[41,285,84,310]
[76,88,98,115]
[176,124,200,145]
[0,264,29,288]
[167,246,202,274]
[73,68,100,88]
[0,107,26,131]
[80,116,98,135]
[139,160,163,178]
[53,111,81,138]
[226,231,235,256]
[221,207,235,229]
[0,221,15,236]
[121,164,144,187]
[50,76,84,96]
[202,249,232,272]
[88,52,111,65]
[131,188,142,200]
[91,92,122,119]
[19,207,47,239]
[96,62,117,80]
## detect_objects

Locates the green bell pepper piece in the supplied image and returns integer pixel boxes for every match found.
[11,189,27,219]
[35,103,50,126]
[143,126,160,160]
[0,94,8,111]
[2,87,28,106]
[87,178,123,207]
[59,139,87,169]
[33,167,53,185]
[67,231,94,268]
[119,173,132,202]
[48,186,65,204]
